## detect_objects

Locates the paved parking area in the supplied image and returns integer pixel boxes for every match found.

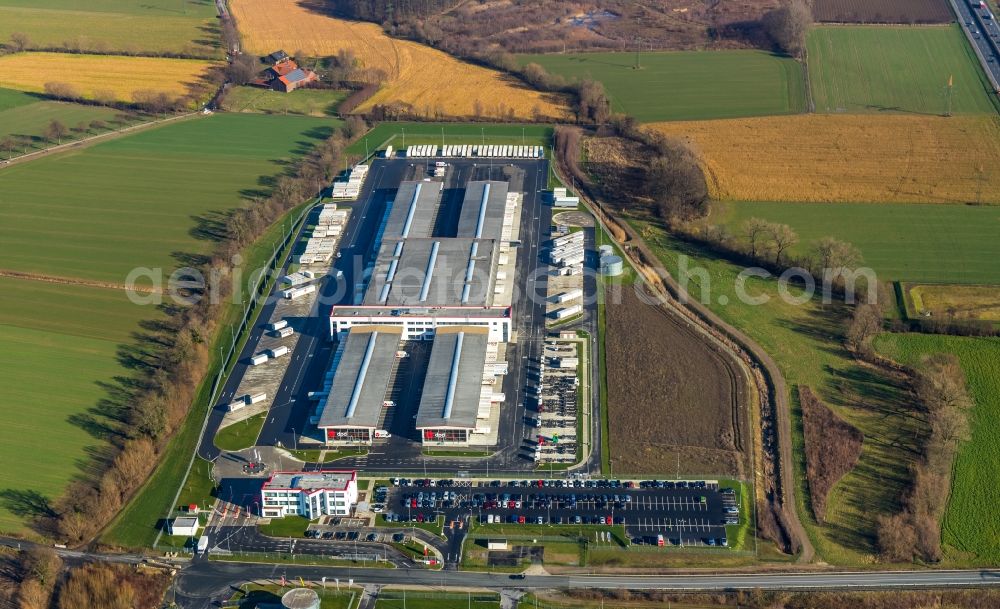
[381,478,739,546]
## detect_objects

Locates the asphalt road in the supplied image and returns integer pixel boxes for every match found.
[954,0,1000,88]
[173,559,1000,609]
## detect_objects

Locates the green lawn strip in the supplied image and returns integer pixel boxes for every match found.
[230,584,356,609]
[422,449,495,458]
[347,122,552,157]
[374,591,499,609]
[714,200,1000,285]
[214,412,266,452]
[874,333,1000,565]
[101,199,316,548]
[222,86,348,117]
[287,447,369,463]
[807,24,996,115]
[175,458,215,517]
[516,50,806,122]
[630,218,919,565]
[259,515,311,538]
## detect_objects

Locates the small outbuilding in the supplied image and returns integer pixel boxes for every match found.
[487,539,509,550]
[169,516,199,537]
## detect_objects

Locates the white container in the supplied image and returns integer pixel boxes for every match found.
[250,353,269,366]
[226,400,246,412]
[249,392,267,404]
[275,326,294,338]
[556,289,583,303]
[267,319,288,331]
[554,304,582,319]
[268,346,289,358]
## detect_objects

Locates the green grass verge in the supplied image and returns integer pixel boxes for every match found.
[714,200,1000,285]
[214,412,266,452]
[0,0,220,57]
[347,122,552,157]
[222,86,348,117]
[374,591,499,609]
[807,24,997,115]
[517,50,806,122]
[376,515,444,537]
[422,448,495,458]
[874,333,1000,565]
[287,447,369,462]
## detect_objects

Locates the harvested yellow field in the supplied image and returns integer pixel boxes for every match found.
[0,52,220,103]
[229,0,568,120]
[909,284,1000,322]
[651,115,1000,204]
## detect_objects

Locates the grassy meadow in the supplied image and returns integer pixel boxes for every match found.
[715,201,1000,285]
[517,50,806,122]
[633,220,920,565]
[0,96,125,151]
[222,86,347,117]
[0,113,339,283]
[0,277,156,533]
[905,284,1000,321]
[0,0,219,57]
[0,113,336,535]
[875,334,1000,564]
[808,25,996,115]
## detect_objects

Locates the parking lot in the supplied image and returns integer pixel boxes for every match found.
[381,478,739,546]
[522,339,580,464]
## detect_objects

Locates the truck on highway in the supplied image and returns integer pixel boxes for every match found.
[197,536,209,554]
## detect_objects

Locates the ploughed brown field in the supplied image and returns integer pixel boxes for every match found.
[605,286,749,477]
[812,0,952,23]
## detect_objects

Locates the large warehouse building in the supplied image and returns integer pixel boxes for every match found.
[329,180,516,341]
[316,326,401,445]
[317,177,518,446]
[416,326,500,445]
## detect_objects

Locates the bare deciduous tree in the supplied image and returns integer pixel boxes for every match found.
[762,0,812,58]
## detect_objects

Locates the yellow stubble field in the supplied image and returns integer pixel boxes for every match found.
[228,0,569,120]
[0,52,220,103]
[651,114,1000,204]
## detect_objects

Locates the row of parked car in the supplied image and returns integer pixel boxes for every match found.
[481,513,624,526]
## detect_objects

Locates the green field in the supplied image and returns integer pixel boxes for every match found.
[347,122,553,157]
[0,277,156,533]
[516,50,806,122]
[0,113,340,283]
[716,201,1000,284]
[223,86,347,117]
[633,220,919,565]
[808,25,997,115]
[0,0,219,57]
[0,113,335,536]
[0,94,125,152]
[874,334,1000,564]
[375,592,500,609]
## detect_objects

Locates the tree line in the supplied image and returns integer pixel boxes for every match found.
[876,353,973,563]
[41,122,363,546]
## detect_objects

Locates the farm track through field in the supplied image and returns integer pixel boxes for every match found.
[0,269,160,294]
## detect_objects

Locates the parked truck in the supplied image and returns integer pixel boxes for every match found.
[554,304,583,320]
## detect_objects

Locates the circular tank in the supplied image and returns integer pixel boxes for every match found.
[600,255,623,277]
[282,588,320,609]
[598,244,614,257]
